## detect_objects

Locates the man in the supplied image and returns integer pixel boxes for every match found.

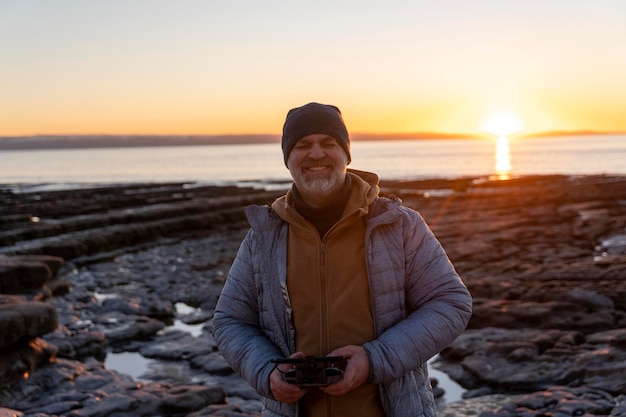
[213,102,472,416]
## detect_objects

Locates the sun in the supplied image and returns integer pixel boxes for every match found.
[481,110,523,137]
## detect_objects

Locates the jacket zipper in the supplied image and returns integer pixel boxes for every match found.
[320,242,333,416]
[320,242,329,355]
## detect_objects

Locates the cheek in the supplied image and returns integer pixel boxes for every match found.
[330,151,348,167]
[286,157,302,176]
[286,155,297,170]
[287,152,308,168]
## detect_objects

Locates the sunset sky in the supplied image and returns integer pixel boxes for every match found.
[1,0,625,137]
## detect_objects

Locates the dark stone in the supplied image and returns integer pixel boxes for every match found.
[436,328,626,396]
[0,301,58,349]
[189,351,235,375]
[0,408,24,417]
[139,330,215,361]
[47,278,72,296]
[101,296,175,319]
[187,403,256,417]
[0,358,228,417]
[158,385,226,414]
[95,312,166,343]
[0,338,58,384]
[0,257,51,293]
[478,386,618,417]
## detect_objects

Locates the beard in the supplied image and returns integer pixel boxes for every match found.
[290,157,347,201]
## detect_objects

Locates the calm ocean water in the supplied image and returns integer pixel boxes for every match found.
[1,134,624,188]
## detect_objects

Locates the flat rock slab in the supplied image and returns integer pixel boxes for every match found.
[0,301,58,349]
[436,327,626,395]
[0,255,64,293]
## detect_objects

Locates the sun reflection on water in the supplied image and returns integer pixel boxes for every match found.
[494,136,513,180]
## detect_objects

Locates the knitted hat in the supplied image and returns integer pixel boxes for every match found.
[281,102,351,166]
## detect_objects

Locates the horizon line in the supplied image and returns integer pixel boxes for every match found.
[0,129,624,151]
[1,129,624,140]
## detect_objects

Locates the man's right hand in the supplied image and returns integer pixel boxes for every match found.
[270,351,309,403]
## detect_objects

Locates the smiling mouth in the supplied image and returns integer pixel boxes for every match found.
[306,166,329,172]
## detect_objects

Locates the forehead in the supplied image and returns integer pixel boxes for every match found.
[295,134,338,145]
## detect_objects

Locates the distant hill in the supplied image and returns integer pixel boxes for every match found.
[351,132,486,141]
[0,132,485,150]
[4,130,620,150]
[516,130,625,139]
[0,134,281,150]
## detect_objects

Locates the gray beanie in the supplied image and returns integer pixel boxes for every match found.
[281,102,351,166]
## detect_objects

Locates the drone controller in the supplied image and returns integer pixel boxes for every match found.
[271,355,346,386]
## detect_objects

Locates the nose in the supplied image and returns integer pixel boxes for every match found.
[308,143,325,159]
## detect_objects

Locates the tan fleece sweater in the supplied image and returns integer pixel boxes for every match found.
[271,171,385,417]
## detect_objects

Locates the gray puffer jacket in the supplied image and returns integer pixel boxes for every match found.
[213,195,472,417]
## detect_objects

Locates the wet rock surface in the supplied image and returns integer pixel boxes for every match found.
[408,175,626,416]
[1,175,625,416]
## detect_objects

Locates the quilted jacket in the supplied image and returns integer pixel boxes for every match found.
[213,171,472,416]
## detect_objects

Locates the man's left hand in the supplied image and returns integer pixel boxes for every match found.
[319,345,370,396]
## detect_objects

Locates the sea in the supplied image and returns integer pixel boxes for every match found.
[1,134,624,190]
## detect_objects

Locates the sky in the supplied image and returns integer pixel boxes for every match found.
[1,0,625,137]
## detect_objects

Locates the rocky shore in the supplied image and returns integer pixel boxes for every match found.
[1,175,625,416]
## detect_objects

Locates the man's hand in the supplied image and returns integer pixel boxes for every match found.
[320,345,370,396]
[270,351,309,403]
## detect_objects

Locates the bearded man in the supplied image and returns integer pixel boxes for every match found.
[213,102,472,417]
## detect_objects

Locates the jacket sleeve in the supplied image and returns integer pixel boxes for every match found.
[364,207,472,384]
[212,229,282,399]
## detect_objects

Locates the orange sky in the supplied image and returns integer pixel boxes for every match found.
[1,1,625,137]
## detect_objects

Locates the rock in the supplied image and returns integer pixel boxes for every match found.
[139,330,216,361]
[187,403,260,417]
[190,351,235,375]
[435,327,626,396]
[0,256,51,293]
[0,338,58,383]
[477,386,619,416]
[0,358,228,417]
[158,385,226,414]
[95,312,166,343]
[573,346,626,394]
[438,394,526,417]
[0,183,282,259]
[101,295,175,318]
[43,327,107,360]
[469,299,623,333]
[0,408,24,417]
[564,288,615,309]
[0,301,58,349]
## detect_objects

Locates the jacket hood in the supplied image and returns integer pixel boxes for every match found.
[347,168,380,208]
[347,168,379,188]
[270,169,380,218]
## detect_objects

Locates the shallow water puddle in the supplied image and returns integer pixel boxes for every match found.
[172,302,205,337]
[429,355,466,403]
[103,301,205,378]
[104,351,202,384]
[594,233,626,262]
[104,351,153,380]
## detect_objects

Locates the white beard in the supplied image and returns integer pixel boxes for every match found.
[291,166,346,201]
[297,173,343,197]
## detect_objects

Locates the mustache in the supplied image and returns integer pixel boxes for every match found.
[302,157,334,168]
